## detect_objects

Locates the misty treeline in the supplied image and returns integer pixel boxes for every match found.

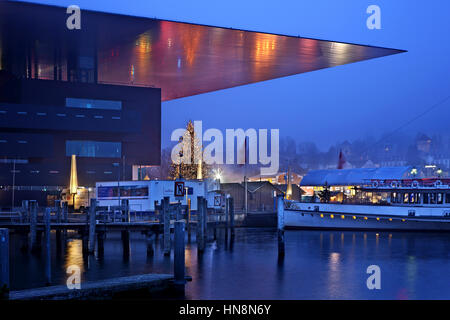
[278,131,450,172]
[146,131,450,180]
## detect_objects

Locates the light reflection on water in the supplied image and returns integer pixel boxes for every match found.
[8,229,450,299]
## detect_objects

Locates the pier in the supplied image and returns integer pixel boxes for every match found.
[9,273,174,300]
[0,196,237,299]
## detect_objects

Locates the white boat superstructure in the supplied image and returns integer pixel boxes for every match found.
[285,178,450,231]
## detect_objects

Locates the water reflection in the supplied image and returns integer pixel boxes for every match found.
[8,230,450,299]
[65,239,84,273]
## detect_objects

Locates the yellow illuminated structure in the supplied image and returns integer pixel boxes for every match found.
[69,154,78,208]
[69,154,78,194]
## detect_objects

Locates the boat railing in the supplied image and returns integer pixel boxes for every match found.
[362,178,450,189]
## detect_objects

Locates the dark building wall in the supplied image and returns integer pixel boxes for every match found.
[0,78,161,205]
[13,79,161,165]
[221,182,284,213]
[221,183,246,212]
[247,183,284,212]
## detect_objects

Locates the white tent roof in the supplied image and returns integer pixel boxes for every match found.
[300,166,414,186]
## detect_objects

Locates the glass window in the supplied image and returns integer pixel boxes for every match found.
[415,193,421,204]
[437,193,444,204]
[423,193,429,204]
[66,140,121,158]
[391,192,397,204]
[446,193,450,204]
[430,193,436,204]
[403,193,409,204]
[97,185,149,199]
[66,98,122,110]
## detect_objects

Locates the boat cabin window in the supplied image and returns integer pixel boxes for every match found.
[403,193,409,204]
[430,193,436,204]
[416,193,421,204]
[437,193,444,204]
[423,193,429,204]
[446,193,450,204]
[391,192,398,204]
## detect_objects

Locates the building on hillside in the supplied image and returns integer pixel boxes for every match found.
[416,134,432,153]
[248,171,303,185]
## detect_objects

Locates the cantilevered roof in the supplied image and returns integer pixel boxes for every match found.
[300,167,414,186]
[0,1,405,101]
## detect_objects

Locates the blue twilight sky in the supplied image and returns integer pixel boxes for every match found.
[22,0,450,150]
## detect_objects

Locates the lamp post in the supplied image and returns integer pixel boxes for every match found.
[178,136,183,179]
[113,162,120,206]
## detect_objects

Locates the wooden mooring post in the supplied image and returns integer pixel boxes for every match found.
[21,200,29,223]
[228,197,235,236]
[62,201,68,223]
[97,231,105,258]
[55,200,61,223]
[163,197,171,256]
[174,220,186,288]
[44,208,51,285]
[88,198,97,254]
[0,228,9,299]
[187,198,191,242]
[29,200,38,252]
[146,232,155,256]
[120,199,131,259]
[277,195,285,258]
[54,200,62,253]
[196,196,205,253]
[202,198,208,241]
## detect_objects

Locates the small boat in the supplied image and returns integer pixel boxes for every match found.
[284,178,450,231]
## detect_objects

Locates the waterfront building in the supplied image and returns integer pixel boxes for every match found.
[0,1,403,206]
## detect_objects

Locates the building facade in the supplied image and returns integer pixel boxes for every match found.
[0,76,160,206]
[0,1,403,207]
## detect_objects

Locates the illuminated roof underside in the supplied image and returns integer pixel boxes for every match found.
[0,2,405,101]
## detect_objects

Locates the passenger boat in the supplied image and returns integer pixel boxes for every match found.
[285,178,450,231]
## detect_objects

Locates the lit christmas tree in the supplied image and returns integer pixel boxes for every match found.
[169,120,211,180]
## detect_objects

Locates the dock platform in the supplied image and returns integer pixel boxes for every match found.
[9,273,173,300]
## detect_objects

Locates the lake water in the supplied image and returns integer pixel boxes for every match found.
[9,228,450,299]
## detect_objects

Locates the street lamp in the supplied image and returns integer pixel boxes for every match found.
[113,162,120,205]
[178,136,183,179]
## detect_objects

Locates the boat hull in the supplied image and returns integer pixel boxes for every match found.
[284,210,450,231]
